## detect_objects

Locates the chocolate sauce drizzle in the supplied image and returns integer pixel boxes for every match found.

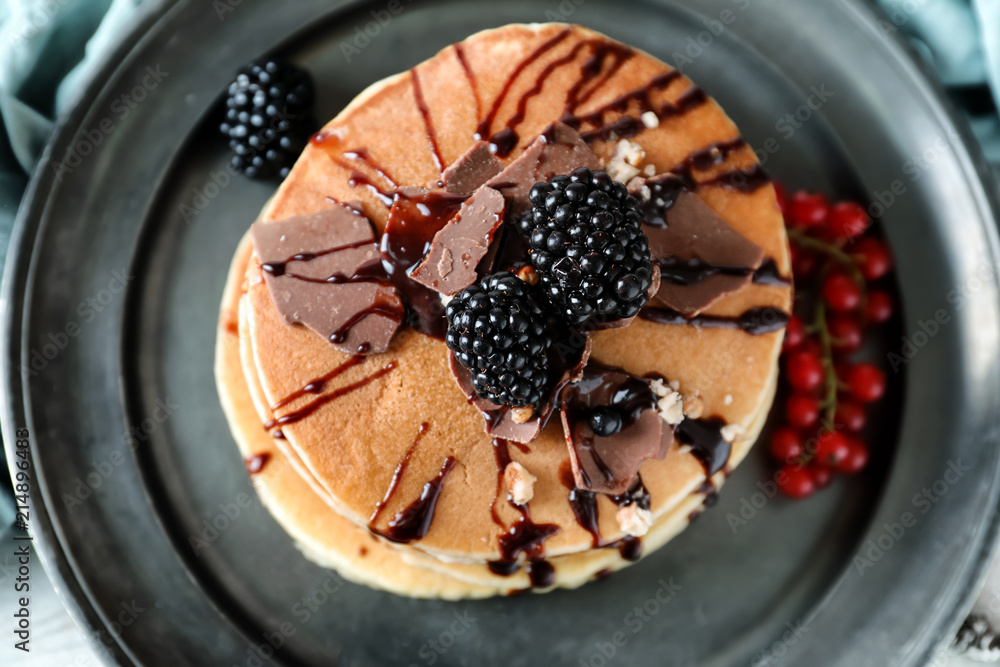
[639,305,790,335]
[676,417,731,477]
[269,355,365,413]
[260,239,373,277]
[263,362,397,430]
[373,456,456,544]
[476,28,573,147]
[380,190,469,339]
[369,422,431,525]
[752,259,791,287]
[565,479,649,562]
[453,43,480,119]
[410,68,444,172]
[244,453,271,475]
[657,256,790,288]
[343,148,399,188]
[487,437,562,586]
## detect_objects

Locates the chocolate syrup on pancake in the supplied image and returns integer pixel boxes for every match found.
[676,417,731,477]
[487,437,561,585]
[410,68,444,171]
[260,239,373,277]
[373,456,456,544]
[369,422,431,525]
[380,190,469,339]
[269,355,365,412]
[244,453,271,475]
[476,28,573,148]
[263,362,396,430]
[566,477,650,561]
[752,259,792,286]
[639,305,790,335]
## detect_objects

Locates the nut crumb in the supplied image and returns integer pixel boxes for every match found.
[640,184,652,200]
[504,462,536,505]
[683,394,704,420]
[616,504,653,537]
[640,111,660,128]
[516,265,539,285]
[724,394,733,406]
[511,406,534,424]
[720,423,745,443]
[657,391,685,426]
[643,164,657,176]
[439,293,453,307]
[606,138,646,183]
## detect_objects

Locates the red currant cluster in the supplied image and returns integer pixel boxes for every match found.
[770,185,895,499]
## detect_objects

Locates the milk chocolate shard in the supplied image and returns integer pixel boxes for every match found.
[250,207,403,355]
[560,366,673,496]
[443,141,504,194]
[447,336,592,444]
[409,186,506,295]
[486,121,601,222]
[629,176,766,317]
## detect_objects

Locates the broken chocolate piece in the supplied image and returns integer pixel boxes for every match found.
[627,173,687,227]
[629,179,766,317]
[486,121,601,222]
[409,186,506,295]
[251,207,404,355]
[448,336,592,444]
[560,366,672,495]
[443,141,504,194]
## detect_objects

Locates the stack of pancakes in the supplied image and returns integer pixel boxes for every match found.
[215,23,791,598]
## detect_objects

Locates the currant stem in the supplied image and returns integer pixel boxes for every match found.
[814,262,840,433]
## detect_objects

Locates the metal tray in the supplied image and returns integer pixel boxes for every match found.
[4,0,1000,664]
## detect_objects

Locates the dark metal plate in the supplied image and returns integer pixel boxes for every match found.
[5,0,1000,665]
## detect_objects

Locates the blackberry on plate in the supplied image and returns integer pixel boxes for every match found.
[220,59,315,179]
[446,272,553,408]
[524,167,655,326]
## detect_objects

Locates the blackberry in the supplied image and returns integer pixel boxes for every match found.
[220,59,315,179]
[445,272,553,408]
[523,168,655,326]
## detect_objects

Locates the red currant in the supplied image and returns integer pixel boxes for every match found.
[827,201,869,240]
[770,427,803,462]
[787,394,820,429]
[835,437,869,474]
[835,400,867,432]
[788,191,829,228]
[847,363,886,403]
[782,315,806,351]
[814,431,850,465]
[787,350,824,392]
[777,465,815,499]
[790,245,819,279]
[866,290,893,324]
[853,238,892,280]
[809,464,833,489]
[828,315,863,353]
[823,273,862,312]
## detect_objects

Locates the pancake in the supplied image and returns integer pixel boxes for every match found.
[219,231,772,594]
[217,22,792,596]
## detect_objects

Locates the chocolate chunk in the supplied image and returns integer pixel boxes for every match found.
[560,366,672,495]
[627,173,687,227]
[443,142,504,194]
[251,207,404,355]
[409,186,506,295]
[487,121,601,222]
[448,336,592,444]
[629,180,766,317]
